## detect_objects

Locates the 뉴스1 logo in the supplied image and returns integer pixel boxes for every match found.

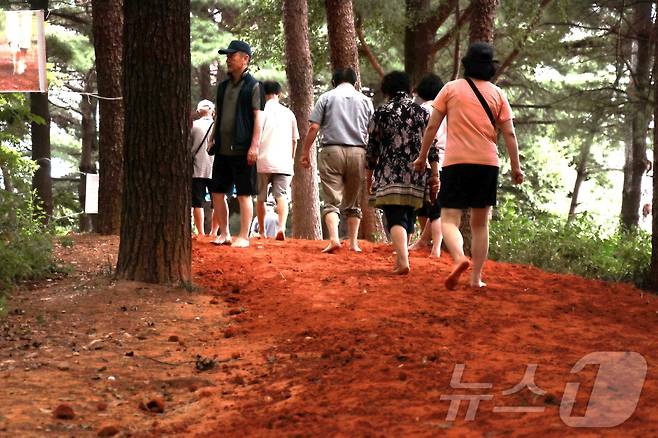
[440,351,647,427]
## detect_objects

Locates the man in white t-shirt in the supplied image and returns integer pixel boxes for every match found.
[256,81,299,240]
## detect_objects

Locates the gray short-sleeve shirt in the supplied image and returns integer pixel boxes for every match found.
[309,83,374,147]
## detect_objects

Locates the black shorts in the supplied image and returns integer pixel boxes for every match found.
[382,205,417,235]
[191,178,212,208]
[211,154,257,196]
[439,164,499,209]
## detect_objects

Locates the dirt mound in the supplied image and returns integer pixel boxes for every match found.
[0,234,655,436]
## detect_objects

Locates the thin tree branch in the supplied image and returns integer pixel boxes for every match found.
[493,0,555,83]
[355,13,384,78]
[430,1,474,54]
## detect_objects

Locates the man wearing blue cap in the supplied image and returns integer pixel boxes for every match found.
[209,40,265,248]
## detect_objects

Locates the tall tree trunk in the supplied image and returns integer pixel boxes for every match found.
[325,0,361,87]
[404,0,457,86]
[283,0,322,240]
[325,0,385,242]
[198,63,212,100]
[30,91,52,224]
[469,0,499,44]
[1,165,13,192]
[405,0,437,86]
[621,1,652,229]
[79,75,98,232]
[116,0,191,284]
[451,1,461,80]
[92,0,124,235]
[568,136,594,218]
[650,1,658,290]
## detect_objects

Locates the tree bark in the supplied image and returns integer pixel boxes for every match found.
[79,74,98,233]
[325,0,385,241]
[404,0,457,86]
[30,91,52,224]
[568,136,594,218]
[283,0,322,240]
[116,0,191,284]
[325,0,362,87]
[621,1,652,229]
[650,2,658,290]
[469,0,500,44]
[198,63,212,100]
[405,0,437,86]
[92,0,124,235]
[1,165,13,192]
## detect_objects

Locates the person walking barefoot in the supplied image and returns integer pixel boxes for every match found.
[414,43,523,289]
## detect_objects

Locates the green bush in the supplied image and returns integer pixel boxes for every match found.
[0,148,55,309]
[489,202,650,286]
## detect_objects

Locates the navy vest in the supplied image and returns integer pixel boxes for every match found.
[214,72,265,152]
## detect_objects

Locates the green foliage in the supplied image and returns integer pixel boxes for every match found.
[0,93,56,300]
[489,202,650,287]
[0,157,55,298]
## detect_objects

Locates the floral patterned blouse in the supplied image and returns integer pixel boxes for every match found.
[366,91,439,209]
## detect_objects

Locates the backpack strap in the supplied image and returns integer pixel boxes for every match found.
[465,77,496,128]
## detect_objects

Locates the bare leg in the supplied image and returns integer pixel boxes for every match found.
[232,195,253,248]
[192,207,205,236]
[469,207,491,288]
[390,225,410,275]
[275,196,288,241]
[211,193,230,245]
[409,218,431,251]
[441,208,470,290]
[210,208,219,236]
[347,216,361,252]
[256,200,266,239]
[322,212,341,253]
[430,218,443,258]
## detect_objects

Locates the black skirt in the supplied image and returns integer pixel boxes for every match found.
[439,164,499,209]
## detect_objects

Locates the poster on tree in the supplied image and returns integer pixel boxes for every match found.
[0,10,47,93]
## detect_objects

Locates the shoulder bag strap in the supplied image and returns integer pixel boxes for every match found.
[465,77,496,129]
[193,121,214,157]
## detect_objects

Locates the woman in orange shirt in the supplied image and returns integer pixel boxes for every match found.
[414,42,523,290]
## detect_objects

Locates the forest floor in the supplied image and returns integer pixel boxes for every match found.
[0,234,657,437]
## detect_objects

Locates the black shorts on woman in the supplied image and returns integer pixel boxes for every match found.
[439,163,499,209]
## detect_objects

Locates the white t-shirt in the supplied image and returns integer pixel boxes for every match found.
[189,116,214,179]
[421,100,446,168]
[257,99,299,175]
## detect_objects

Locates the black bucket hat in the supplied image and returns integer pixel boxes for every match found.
[462,42,498,81]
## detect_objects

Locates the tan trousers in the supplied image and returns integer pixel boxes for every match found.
[318,146,365,219]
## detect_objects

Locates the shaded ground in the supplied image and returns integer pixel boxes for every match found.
[0,234,656,437]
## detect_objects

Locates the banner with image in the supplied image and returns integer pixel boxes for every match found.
[0,9,47,92]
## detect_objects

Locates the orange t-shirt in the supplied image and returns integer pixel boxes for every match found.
[432,78,513,167]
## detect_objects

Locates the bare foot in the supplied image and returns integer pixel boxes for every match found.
[275,230,285,241]
[231,237,250,248]
[409,240,429,252]
[348,245,362,253]
[392,264,410,275]
[321,241,341,253]
[429,248,441,258]
[445,259,471,290]
[211,235,231,246]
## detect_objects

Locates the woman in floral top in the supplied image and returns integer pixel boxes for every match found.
[366,71,439,275]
